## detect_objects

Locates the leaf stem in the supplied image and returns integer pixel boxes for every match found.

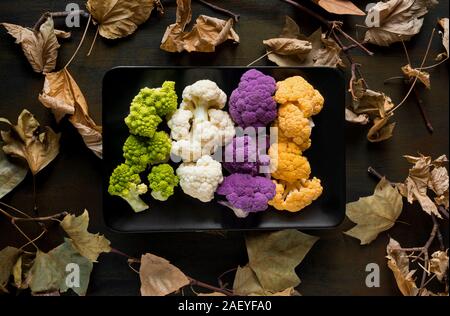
[188,277,234,296]
[195,0,240,22]
[64,14,92,69]
[246,51,273,67]
[86,25,99,57]
[33,10,90,31]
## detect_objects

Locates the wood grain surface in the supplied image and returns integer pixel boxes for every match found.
[0,0,448,296]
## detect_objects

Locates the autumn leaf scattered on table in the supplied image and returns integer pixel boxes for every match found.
[139,253,190,296]
[28,238,93,296]
[160,0,239,53]
[39,68,102,158]
[61,210,111,262]
[263,16,344,67]
[429,250,449,282]
[0,247,22,293]
[397,154,448,218]
[401,64,431,89]
[0,109,60,175]
[1,17,64,74]
[364,0,438,46]
[0,147,27,199]
[345,108,369,125]
[87,0,163,39]
[244,229,318,292]
[345,178,403,245]
[437,18,449,60]
[314,0,365,16]
[386,238,419,296]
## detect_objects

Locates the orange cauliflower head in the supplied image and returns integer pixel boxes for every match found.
[268,141,311,182]
[274,76,324,117]
[269,177,323,212]
[272,120,311,151]
[277,103,311,149]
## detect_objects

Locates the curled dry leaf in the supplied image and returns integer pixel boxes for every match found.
[437,18,449,61]
[60,210,111,262]
[367,115,396,142]
[0,247,21,293]
[0,110,60,175]
[0,148,27,199]
[364,0,438,46]
[397,154,448,218]
[87,0,162,39]
[139,253,190,296]
[245,229,318,292]
[351,78,395,117]
[1,17,61,73]
[161,0,239,53]
[345,108,369,125]
[345,178,403,245]
[386,238,419,296]
[39,68,102,158]
[314,0,365,16]
[401,64,430,89]
[264,17,344,67]
[429,250,449,282]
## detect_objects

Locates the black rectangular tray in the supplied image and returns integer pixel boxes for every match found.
[103,66,345,232]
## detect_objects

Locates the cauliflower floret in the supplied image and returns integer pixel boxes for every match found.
[167,109,193,141]
[180,79,227,115]
[208,109,236,145]
[268,141,311,182]
[269,177,323,212]
[176,155,223,202]
[277,103,311,148]
[274,76,324,117]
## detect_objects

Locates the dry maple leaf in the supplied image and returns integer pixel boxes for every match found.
[139,253,190,296]
[39,68,102,158]
[364,0,438,46]
[0,110,60,175]
[386,238,419,296]
[345,178,403,245]
[367,115,396,142]
[161,0,239,53]
[60,210,111,262]
[429,250,449,282]
[264,16,344,67]
[0,247,22,293]
[397,154,448,218]
[401,64,430,89]
[87,0,162,39]
[314,0,365,16]
[437,18,449,60]
[1,17,61,73]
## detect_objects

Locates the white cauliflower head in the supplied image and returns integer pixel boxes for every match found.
[167,109,193,141]
[176,155,223,202]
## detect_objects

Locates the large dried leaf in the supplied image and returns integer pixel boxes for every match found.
[401,64,430,89]
[351,78,395,117]
[0,147,27,198]
[28,239,93,295]
[87,0,160,39]
[61,210,111,262]
[1,17,60,73]
[386,238,419,296]
[429,251,449,282]
[245,230,318,292]
[161,0,239,53]
[345,108,369,125]
[0,110,60,175]
[265,17,344,67]
[364,0,438,46]
[397,154,447,218]
[39,68,102,158]
[314,0,365,15]
[139,253,190,296]
[345,178,403,245]
[367,115,396,142]
[0,247,21,293]
[437,18,449,60]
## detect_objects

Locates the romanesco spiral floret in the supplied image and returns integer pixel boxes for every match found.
[147,131,172,165]
[147,164,179,201]
[123,135,151,172]
[125,81,178,137]
[108,163,148,213]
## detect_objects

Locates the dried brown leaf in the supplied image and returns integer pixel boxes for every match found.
[401,64,430,89]
[0,110,60,175]
[345,108,369,125]
[0,247,21,293]
[139,253,190,296]
[351,78,395,117]
[39,68,102,158]
[430,250,449,281]
[367,115,396,142]
[364,0,438,46]
[87,0,159,39]
[345,178,403,245]
[437,18,449,60]
[263,38,312,56]
[386,238,419,296]
[1,17,60,73]
[0,148,27,199]
[314,0,365,16]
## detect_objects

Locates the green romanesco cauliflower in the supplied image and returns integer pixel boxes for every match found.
[147,164,179,201]
[125,81,178,137]
[148,131,172,165]
[108,163,149,213]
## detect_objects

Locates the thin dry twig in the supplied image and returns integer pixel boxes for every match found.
[196,0,240,22]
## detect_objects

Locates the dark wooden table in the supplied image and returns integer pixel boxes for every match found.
[0,0,448,296]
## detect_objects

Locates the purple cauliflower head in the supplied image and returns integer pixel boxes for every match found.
[229,69,277,128]
[223,136,270,176]
[216,173,276,218]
